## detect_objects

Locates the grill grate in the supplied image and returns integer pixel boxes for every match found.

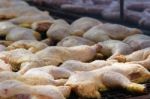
[26,1,150,99]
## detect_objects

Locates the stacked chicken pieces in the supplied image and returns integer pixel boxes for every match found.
[0,0,150,99]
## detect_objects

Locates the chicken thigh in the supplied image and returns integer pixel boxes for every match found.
[70,17,102,36]
[47,19,71,41]
[83,23,142,42]
[57,36,95,47]
[123,34,150,51]
[6,27,41,41]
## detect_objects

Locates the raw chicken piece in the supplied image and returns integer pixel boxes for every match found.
[0,80,70,99]
[0,71,64,87]
[0,48,39,72]
[113,47,150,69]
[0,6,41,20]
[0,40,14,46]
[83,23,142,42]
[7,40,48,53]
[57,36,95,47]
[22,66,71,80]
[98,40,133,60]
[66,63,149,98]
[70,17,102,36]
[6,27,41,41]
[139,9,150,29]
[35,44,101,66]
[0,71,20,82]
[31,20,53,32]
[0,22,17,36]
[47,19,71,41]
[60,60,116,72]
[9,12,53,28]
[0,44,6,52]
[0,59,11,71]
[123,34,150,51]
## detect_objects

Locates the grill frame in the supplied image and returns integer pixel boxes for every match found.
[25,1,150,99]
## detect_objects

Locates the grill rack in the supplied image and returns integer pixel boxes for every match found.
[26,1,150,99]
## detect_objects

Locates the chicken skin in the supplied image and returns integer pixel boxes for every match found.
[7,40,48,53]
[123,34,150,51]
[114,47,150,69]
[60,60,116,72]
[70,17,102,36]
[83,23,142,42]
[36,44,101,66]
[57,36,95,47]
[6,27,41,41]
[0,22,17,36]
[98,40,133,60]
[0,49,39,72]
[47,19,71,41]
[0,80,70,99]
[66,63,149,98]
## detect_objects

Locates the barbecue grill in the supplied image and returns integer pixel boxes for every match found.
[25,1,150,99]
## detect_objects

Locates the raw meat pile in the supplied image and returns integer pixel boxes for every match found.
[0,0,150,99]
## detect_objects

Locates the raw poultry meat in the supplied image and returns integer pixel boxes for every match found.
[139,9,150,29]
[98,40,133,60]
[17,66,71,85]
[57,36,95,47]
[113,47,150,70]
[0,49,39,72]
[47,19,71,41]
[7,40,48,53]
[0,59,11,71]
[9,12,53,28]
[31,20,53,33]
[0,6,42,20]
[35,44,101,66]
[0,45,6,52]
[70,17,102,36]
[60,60,116,72]
[6,27,41,41]
[0,41,14,46]
[123,34,150,51]
[83,23,142,42]
[0,69,66,86]
[66,63,150,98]
[0,80,70,99]
[0,22,17,36]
